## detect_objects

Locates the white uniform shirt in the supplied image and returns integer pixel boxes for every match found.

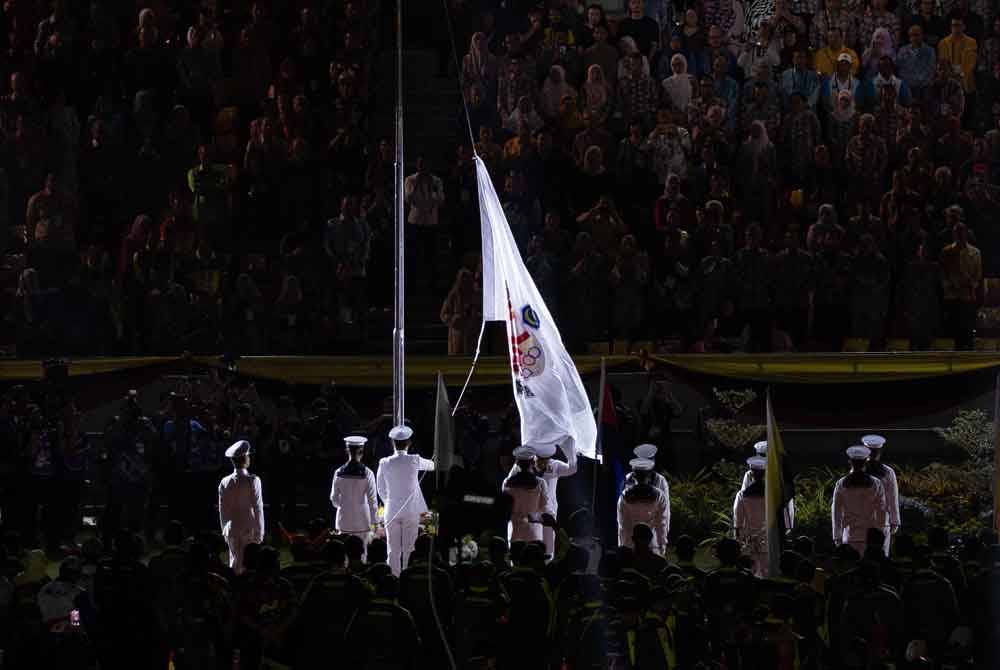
[507,448,579,516]
[536,448,578,515]
[741,469,795,529]
[218,468,265,543]
[376,451,435,524]
[832,473,887,548]
[624,470,670,497]
[502,470,552,543]
[330,461,378,533]
[733,488,766,545]
[617,486,670,554]
[870,463,900,533]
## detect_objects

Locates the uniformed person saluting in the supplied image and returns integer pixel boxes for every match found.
[733,456,767,577]
[217,440,265,574]
[831,446,887,556]
[624,443,670,495]
[618,458,670,555]
[330,435,378,557]
[376,425,435,576]
[502,446,552,545]
[861,434,899,556]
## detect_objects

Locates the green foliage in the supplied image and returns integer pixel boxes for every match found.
[935,409,995,463]
[713,388,758,415]
[791,467,838,539]
[705,388,765,453]
[667,464,736,543]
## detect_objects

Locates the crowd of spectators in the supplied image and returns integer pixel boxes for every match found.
[2,0,387,358]
[430,0,999,354]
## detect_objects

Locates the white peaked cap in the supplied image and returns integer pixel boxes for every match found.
[633,444,658,459]
[861,434,886,449]
[747,456,767,471]
[846,446,871,460]
[532,443,558,458]
[629,458,655,471]
[388,425,413,441]
[225,440,251,458]
[345,435,368,446]
[513,446,537,460]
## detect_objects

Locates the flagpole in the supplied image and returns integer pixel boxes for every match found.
[593,357,606,512]
[993,371,999,534]
[392,0,406,428]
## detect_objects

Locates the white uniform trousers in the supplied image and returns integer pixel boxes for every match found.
[386,517,420,576]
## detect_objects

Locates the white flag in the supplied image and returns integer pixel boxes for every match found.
[476,157,597,459]
[434,371,457,486]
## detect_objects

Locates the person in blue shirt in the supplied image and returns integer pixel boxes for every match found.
[896,24,937,102]
[780,48,821,110]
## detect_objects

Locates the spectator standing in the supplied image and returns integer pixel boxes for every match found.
[439,268,480,355]
[939,220,982,349]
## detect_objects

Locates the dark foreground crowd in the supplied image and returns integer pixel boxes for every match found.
[2,511,998,669]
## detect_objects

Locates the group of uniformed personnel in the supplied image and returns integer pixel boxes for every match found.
[728,434,902,577]
[219,424,436,575]
[217,422,902,578]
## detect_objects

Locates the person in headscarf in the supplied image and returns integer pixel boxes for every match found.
[737,120,778,223]
[807,203,845,252]
[862,27,897,80]
[440,268,481,354]
[462,32,498,100]
[662,53,695,112]
[582,64,611,124]
[827,90,858,168]
[540,64,576,120]
[617,36,650,82]
[120,214,153,278]
[503,95,544,135]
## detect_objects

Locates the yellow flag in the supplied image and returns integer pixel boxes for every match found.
[765,388,789,578]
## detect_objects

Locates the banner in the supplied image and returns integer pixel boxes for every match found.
[476,156,597,459]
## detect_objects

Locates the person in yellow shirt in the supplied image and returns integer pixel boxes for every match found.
[937,17,977,92]
[815,27,860,77]
[940,219,983,350]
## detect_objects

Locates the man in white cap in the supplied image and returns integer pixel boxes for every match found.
[376,425,435,575]
[861,434,899,556]
[527,438,577,558]
[502,446,553,544]
[624,444,669,495]
[617,458,669,555]
[742,440,795,530]
[832,446,887,556]
[330,435,378,558]
[217,440,265,574]
[741,441,768,489]
[733,456,768,577]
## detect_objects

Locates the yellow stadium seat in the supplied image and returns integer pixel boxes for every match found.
[974,338,998,351]
[587,342,611,355]
[886,339,911,352]
[930,338,956,351]
[843,338,870,352]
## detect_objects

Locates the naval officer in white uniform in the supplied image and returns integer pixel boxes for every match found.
[218,440,265,574]
[376,425,435,575]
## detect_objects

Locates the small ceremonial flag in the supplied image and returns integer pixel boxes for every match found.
[434,371,456,487]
